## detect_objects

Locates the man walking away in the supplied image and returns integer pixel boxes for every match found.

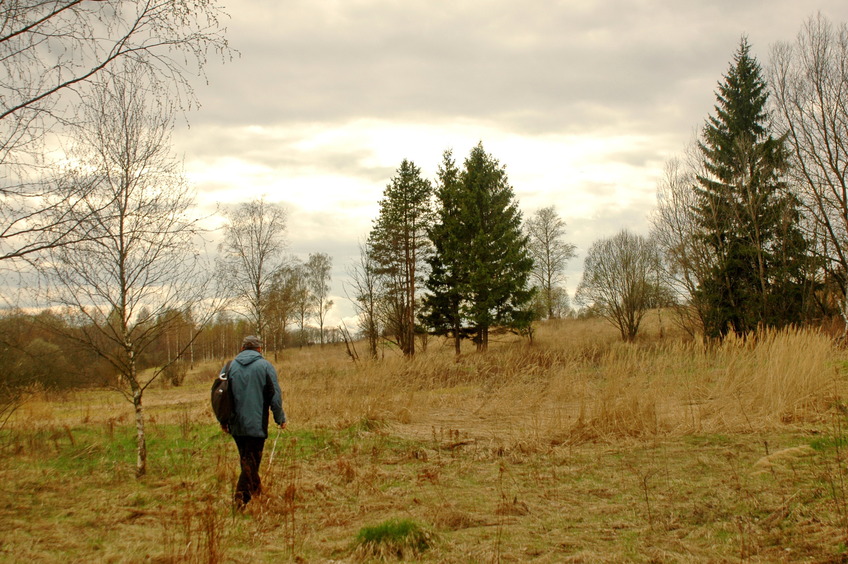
[221,335,286,508]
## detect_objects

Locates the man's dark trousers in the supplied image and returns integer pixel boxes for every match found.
[233,436,265,505]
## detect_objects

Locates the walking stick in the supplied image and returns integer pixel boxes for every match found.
[268,426,282,470]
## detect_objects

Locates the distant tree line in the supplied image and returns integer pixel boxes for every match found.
[0,306,351,395]
[0,191,339,393]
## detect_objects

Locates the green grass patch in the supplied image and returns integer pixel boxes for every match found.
[354,518,434,560]
[809,434,848,452]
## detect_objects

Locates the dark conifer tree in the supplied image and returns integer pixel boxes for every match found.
[422,143,534,352]
[368,159,433,356]
[422,151,467,355]
[694,38,809,337]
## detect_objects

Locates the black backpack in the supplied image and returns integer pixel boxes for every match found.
[211,360,234,426]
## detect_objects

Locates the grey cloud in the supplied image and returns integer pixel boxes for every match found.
[176,125,396,183]
[603,143,675,169]
[191,0,843,139]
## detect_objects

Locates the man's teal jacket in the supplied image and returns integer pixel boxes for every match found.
[226,349,286,438]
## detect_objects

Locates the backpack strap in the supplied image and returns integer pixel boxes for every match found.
[220,360,233,379]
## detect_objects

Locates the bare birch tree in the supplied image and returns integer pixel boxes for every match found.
[288,260,313,347]
[525,205,576,319]
[43,65,219,477]
[0,0,229,265]
[650,152,714,336]
[770,13,848,327]
[219,198,287,339]
[306,252,333,346]
[346,242,381,359]
[265,264,299,360]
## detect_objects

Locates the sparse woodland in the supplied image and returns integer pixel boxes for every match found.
[3,5,848,562]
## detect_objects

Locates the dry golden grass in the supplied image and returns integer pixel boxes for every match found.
[282,313,843,445]
[2,313,848,562]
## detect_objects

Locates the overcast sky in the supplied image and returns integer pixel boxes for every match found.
[173,1,848,327]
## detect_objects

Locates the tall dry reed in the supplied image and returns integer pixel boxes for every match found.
[282,320,845,446]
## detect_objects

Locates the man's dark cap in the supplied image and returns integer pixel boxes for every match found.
[242,335,263,349]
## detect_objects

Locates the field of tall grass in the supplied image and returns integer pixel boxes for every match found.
[2,313,848,562]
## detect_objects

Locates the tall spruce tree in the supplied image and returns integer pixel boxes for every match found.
[422,143,534,352]
[368,159,433,357]
[422,151,467,355]
[694,38,809,338]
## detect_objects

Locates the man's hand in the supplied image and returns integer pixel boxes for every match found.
[221,424,230,434]
[280,422,287,430]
